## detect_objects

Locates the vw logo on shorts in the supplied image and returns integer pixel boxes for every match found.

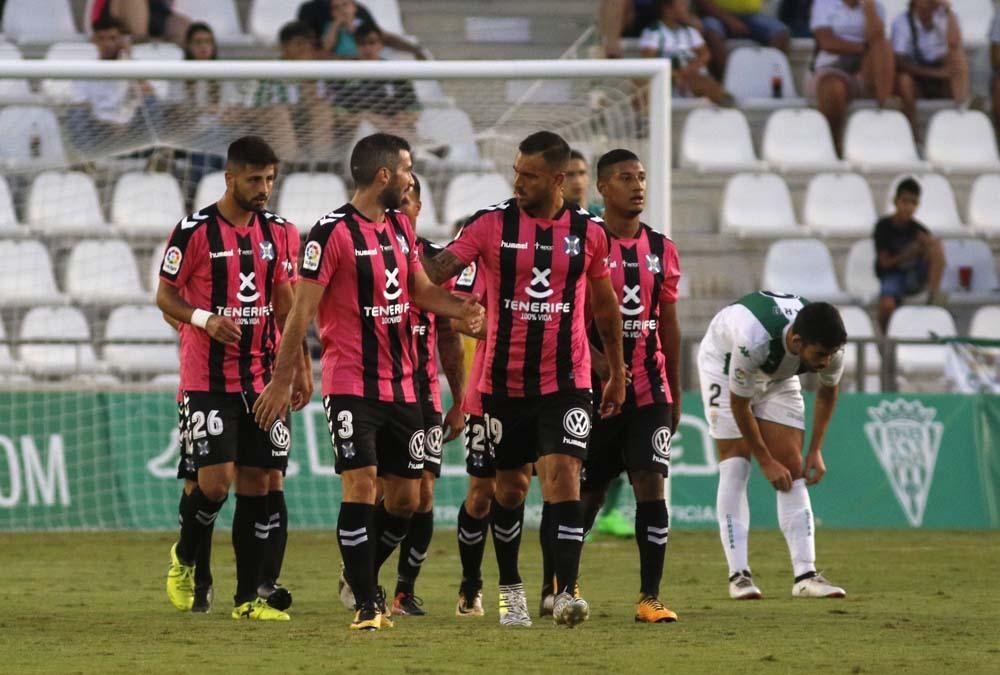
[563,408,591,439]
[408,430,426,461]
[270,419,291,450]
[652,426,672,459]
[425,426,443,457]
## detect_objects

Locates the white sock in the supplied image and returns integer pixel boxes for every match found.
[716,457,751,577]
[777,478,816,579]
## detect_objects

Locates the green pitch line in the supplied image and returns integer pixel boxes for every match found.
[0,530,996,674]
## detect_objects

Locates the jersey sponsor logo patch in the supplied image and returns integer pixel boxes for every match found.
[564,234,581,256]
[237,272,260,303]
[408,430,426,462]
[620,284,644,317]
[652,426,672,464]
[733,367,748,387]
[384,268,402,301]
[457,262,477,287]
[424,425,443,459]
[303,241,322,271]
[526,266,553,299]
[645,253,661,274]
[162,246,182,275]
[269,419,291,453]
[259,241,275,262]
[563,407,591,439]
[396,234,410,255]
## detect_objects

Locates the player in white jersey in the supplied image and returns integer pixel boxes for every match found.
[697,292,848,600]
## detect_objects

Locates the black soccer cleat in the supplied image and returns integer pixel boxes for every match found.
[192,584,213,613]
[392,591,426,616]
[258,581,293,612]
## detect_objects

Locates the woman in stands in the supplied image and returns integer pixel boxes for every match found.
[810,0,896,155]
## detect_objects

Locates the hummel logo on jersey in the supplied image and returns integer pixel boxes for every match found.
[646,253,661,274]
[501,240,528,250]
[621,284,644,316]
[209,249,234,259]
[384,268,402,300]
[564,235,581,257]
[259,241,275,262]
[237,272,260,303]
[526,267,553,299]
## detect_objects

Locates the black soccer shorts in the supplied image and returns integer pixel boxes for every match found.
[582,402,672,491]
[482,389,593,471]
[464,413,496,478]
[323,395,425,479]
[184,391,290,472]
[421,402,444,479]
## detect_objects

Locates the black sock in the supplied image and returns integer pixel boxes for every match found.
[232,494,269,605]
[540,501,554,591]
[456,502,488,590]
[395,509,433,595]
[337,501,375,608]
[177,486,223,568]
[195,511,215,589]
[490,498,524,586]
[551,500,584,595]
[635,499,669,598]
[372,500,411,586]
[263,490,288,585]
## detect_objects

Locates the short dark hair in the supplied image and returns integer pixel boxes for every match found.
[350,133,411,187]
[355,23,382,42]
[518,131,571,171]
[792,302,847,350]
[92,15,126,33]
[227,136,280,168]
[410,173,422,198]
[279,20,315,45]
[184,22,216,59]
[569,149,587,163]
[596,148,640,180]
[895,177,921,199]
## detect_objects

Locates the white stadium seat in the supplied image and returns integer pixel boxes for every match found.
[924,110,1000,172]
[194,171,226,211]
[970,305,1000,339]
[843,238,880,305]
[27,170,108,235]
[103,305,178,375]
[939,238,1000,303]
[762,239,851,303]
[277,173,349,229]
[366,0,406,34]
[170,0,253,45]
[951,0,993,47]
[0,42,39,104]
[0,106,68,167]
[1,0,81,44]
[762,108,845,172]
[411,172,446,241]
[0,239,64,306]
[720,173,803,237]
[967,174,1000,236]
[416,108,488,170]
[248,0,300,45]
[112,172,186,236]
[42,42,98,103]
[680,108,761,172]
[444,173,511,226]
[803,173,877,237]
[19,306,100,376]
[149,243,167,296]
[65,240,146,304]
[844,109,927,172]
[0,175,22,233]
[836,305,881,390]
[723,47,803,105]
[887,306,956,379]
[884,173,966,235]
[0,315,16,373]
[129,43,184,61]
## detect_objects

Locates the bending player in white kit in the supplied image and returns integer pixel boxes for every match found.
[697,292,848,600]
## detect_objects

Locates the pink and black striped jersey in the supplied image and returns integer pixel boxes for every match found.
[410,238,455,413]
[447,200,610,398]
[452,261,486,416]
[159,204,293,394]
[299,203,421,403]
[590,223,681,407]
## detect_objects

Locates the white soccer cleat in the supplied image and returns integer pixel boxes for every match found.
[728,571,763,600]
[498,583,532,626]
[338,562,356,610]
[456,588,484,617]
[792,573,846,598]
[552,591,590,628]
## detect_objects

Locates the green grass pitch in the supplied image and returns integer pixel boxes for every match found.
[1,530,997,674]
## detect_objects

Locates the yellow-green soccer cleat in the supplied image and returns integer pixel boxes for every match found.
[231,597,291,621]
[350,606,381,631]
[166,543,195,611]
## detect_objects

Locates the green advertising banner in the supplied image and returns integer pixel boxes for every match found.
[1,391,998,530]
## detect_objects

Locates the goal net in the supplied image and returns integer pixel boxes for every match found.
[0,58,670,530]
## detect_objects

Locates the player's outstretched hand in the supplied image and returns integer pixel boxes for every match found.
[443,403,465,443]
[460,295,485,335]
[760,457,793,492]
[253,381,291,431]
[599,371,626,418]
[804,451,826,485]
[205,315,241,345]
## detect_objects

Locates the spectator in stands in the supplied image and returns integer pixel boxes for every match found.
[693,0,790,79]
[564,149,604,214]
[599,0,661,58]
[779,0,814,38]
[67,16,164,156]
[297,0,426,59]
[892,0,969,141]
[811,0,895,156]
[874,177,947,332]
[989,8,1000,136]
[90,0,192,47]
[639,0,734,106]
[329,24,420,138]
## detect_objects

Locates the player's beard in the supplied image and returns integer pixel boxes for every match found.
[380,183,404,211]
[234,188,267,213]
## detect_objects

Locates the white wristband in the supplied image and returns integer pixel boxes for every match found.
[190,309,213,329]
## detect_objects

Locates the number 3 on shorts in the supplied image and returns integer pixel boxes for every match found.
[337,410,353,439]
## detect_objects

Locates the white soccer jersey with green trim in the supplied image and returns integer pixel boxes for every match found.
[701,291,844,398]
